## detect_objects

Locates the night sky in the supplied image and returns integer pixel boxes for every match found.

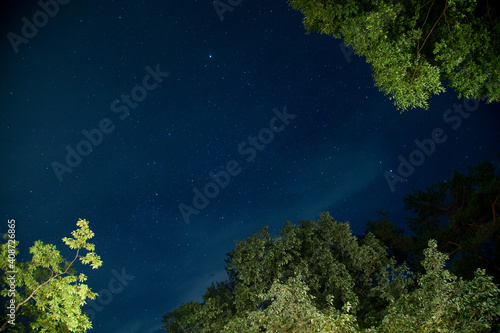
[1,1,499,332]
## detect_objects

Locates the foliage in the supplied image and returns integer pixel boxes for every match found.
[405,160,500,280]
[365,211,415,266]
[379,239,500,333]
[0,219,102,332]
[223,276,359,333]
[227,214,411,328]
[164,212,500,332]
[163,213,412,332]
[288,0,500,112]
[366,160,500,282]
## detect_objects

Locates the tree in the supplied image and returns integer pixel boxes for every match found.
[379,239,500,333]
[163,214,500,332]
[364,210,415,265]
[403,160,500,281]
[163,213,412,331]
[223,276,359,333]
[288,0,500,112]
[0,218,103,332]
[365,160,500,282]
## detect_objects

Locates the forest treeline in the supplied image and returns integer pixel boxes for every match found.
[163,158,500,332]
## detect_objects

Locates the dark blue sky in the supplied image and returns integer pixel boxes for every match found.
[1,1,499,332]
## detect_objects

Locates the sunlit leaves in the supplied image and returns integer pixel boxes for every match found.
[164,210,500,332]
[0,218,102,332]
[224,276,359,332]
[163,213,413,331]
[288,0,499,112]
[379,239,500,333]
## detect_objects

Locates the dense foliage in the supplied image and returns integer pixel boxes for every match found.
[163,213,500,332]
[0,219,102,332]
[288,0,500,111]
[367,160,500,282]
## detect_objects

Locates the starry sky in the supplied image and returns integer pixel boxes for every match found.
[1,1,499,332]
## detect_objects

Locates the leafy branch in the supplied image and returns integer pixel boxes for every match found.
[0,219,102,333]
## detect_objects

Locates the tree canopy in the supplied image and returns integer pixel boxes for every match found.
[163,213,500,332]
[288,0,500,112]
[367,159,500,282]
[0,218,102,332]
